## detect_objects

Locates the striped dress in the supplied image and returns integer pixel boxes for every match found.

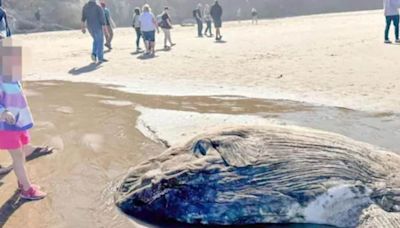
[0,82,34,131]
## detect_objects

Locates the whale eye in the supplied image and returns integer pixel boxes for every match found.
[193,139,211,156]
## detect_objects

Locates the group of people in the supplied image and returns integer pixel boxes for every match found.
[1,0,52,200]
[193,1,223,41]
[82,0,175,60]
[132,5,175,55]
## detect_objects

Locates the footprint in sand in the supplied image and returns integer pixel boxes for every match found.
[34,121,56,130]
[82,134,104,153]
[55,106,74,114]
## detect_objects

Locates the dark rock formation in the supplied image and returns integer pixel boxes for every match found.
[115,125,400,227]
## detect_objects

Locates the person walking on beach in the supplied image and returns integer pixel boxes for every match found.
[0,0,11,39]
[35,8,41,22]
[132,7,143,52]
[384,0,400,43]
[0,40,48,200]
[203,4,213,37]
[100,2,115,50]
[139,4,159,56]
[193,4,203,37]
[251,8,258,25]
[81,0,109,63]
[159,7,175,49]
[210,0,223,41]
[237,8,242,24]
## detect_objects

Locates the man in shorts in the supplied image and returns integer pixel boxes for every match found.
[140,4,159,56]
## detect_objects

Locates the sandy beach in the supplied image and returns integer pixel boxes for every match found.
[20,10,400,113]
[1,9,400,228]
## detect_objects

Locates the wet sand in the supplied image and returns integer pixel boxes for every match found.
[1,81,399,228]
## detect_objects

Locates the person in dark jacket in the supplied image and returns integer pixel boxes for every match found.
[81,0,109,63]
[193,3,203,37]
[35,8,41,22]
[159,7,175,49]
[0,0,11,39]
[210,0,223,41]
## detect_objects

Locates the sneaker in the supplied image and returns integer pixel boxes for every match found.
[385,40,392,44]
[91,54,97,62]
[20,186,47,200]
[98,59,109,63]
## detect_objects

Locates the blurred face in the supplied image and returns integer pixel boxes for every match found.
[0,39,30,83]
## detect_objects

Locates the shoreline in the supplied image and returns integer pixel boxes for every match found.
[23,76,396,115]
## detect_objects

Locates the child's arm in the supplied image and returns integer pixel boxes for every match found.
[0,85,5,114]
[0,86,16,124]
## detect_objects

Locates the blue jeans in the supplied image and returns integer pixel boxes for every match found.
[89,29,104,61]
[385,15,399,41]
[196,18,203,36]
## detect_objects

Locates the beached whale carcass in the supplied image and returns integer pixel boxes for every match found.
[115,125,400,228]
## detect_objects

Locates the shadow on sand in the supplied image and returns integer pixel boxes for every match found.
[137,54,159,60]
[68,63,102,75]
[131,51,144,55]
[0,191,27,227]
[214,40,227,44]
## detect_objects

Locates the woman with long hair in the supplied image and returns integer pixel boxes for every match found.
[132,7,143,52]
[159,7,175,49]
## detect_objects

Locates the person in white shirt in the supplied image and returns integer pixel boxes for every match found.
[384,0,400,43]
[139,4,159,56]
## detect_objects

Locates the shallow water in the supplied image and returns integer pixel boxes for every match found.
[0,81,398,228]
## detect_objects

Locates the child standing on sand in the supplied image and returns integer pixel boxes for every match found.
[0,40,47,200]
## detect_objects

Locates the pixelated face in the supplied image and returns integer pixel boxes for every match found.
[0,38,30,83]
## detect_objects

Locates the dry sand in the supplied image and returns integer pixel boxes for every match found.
[19,10,400,113]
[1,9,400,228]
